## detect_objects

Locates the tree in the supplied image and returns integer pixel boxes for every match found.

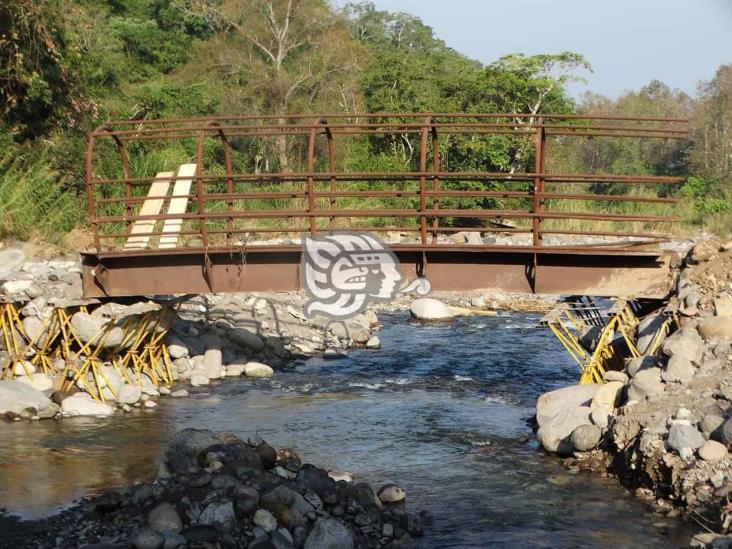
[173,0,364,170]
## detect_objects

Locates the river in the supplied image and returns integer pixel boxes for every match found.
[0,312,692,547]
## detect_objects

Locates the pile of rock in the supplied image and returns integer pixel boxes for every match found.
[5,429,425,548]
[535,239,732,541]
[0,246,380,420]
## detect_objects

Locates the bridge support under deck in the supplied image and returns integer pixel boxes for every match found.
[81,247,674,300]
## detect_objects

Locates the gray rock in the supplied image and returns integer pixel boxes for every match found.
[244,361,274,378]
[203,336,223,380]
[667,424,705,451]
[603,370,629,384]
[199,500,236,531]
[409,298,454,320]
[261,484,314,516]
[170,389,189,398]
[189,373,209,387]
[661,355,695,383]
[0,379,55,417]
[377,484,406,503]
[625,356,658,378]
[228,328,265,352]
[70,312,125,348]
[272,527,295,549]
[61,393,114,417]
[701,414,725,437]
[116,384,142,405]
[536,384,600,427]
[698,440,728,463]
[662,326,704,364]
[720,417,732,446]
[165,428,220,473]
[161,529,186,549]
[570,424,602,451]
[627,367,664,401]
[365,336,381,349]
[148,502,183,532]
[698,317,732,341]
[253,508,278,533]
[690,240,718,263]
[538,406,592,454]
[131,527,165,549]
[166,338,189,360]
[636,312,666,354]
[0,249,26,276]
[304,518,354,549]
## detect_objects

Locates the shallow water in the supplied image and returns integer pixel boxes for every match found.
[0,312,692,547]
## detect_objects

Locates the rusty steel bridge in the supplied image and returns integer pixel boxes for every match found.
[80,113,688,299]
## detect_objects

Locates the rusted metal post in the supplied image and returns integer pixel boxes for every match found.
[430,119,440,243]
[419,117,430,245]
[85,133,101,252]
[195,129,209,247]
[216,126,235,244]
[110,132,132,234]
[306,124,318,236]
[533,116,546,247]
[323,119,337,229]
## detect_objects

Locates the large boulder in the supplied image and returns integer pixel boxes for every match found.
[409,298,454,320]
[667,424,705,451]
[60,393,115,417]
[16,373,53,393]
[570,424,602,451]
[70,312,125,348]
[627,367,664,401]
[148,502,183,532]
[0,379,56,417]
[244,362,274,378]
[228,328,265,352]
[536,384,600,427]
[661,355,695,383]
[116,384,142,405]
[538,406,592,454]
[304,518,354,549]
[165,429,221,473]
[590,381,624,411]
[661,326,704,364]
[698,317,732,341]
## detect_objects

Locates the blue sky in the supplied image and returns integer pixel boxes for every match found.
[355,0,732,99]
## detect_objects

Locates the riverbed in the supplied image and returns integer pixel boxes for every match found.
[0,312,692,547]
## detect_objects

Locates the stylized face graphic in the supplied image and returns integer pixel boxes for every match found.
[301,232,411,319]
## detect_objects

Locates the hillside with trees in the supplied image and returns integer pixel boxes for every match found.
[0,0,729,244]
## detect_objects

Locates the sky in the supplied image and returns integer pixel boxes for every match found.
[358,0,732,99]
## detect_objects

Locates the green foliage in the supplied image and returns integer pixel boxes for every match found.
[681,176,730,222]
[0,146,83,241]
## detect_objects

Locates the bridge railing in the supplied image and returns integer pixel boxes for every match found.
[85,113,688,255]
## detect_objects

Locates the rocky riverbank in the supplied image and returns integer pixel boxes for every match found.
[0,428,425,548]
[535,238,732,547]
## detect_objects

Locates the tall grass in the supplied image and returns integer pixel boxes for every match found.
[0,151,83,243]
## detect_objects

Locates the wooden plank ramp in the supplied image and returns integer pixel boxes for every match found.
[123,171,174,250]
[159,163,197,249]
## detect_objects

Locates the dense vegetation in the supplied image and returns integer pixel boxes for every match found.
[0,0,729,244]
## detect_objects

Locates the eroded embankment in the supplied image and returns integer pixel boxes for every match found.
[536,238,732,547]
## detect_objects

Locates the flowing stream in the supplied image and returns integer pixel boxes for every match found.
[0,312,692,547]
